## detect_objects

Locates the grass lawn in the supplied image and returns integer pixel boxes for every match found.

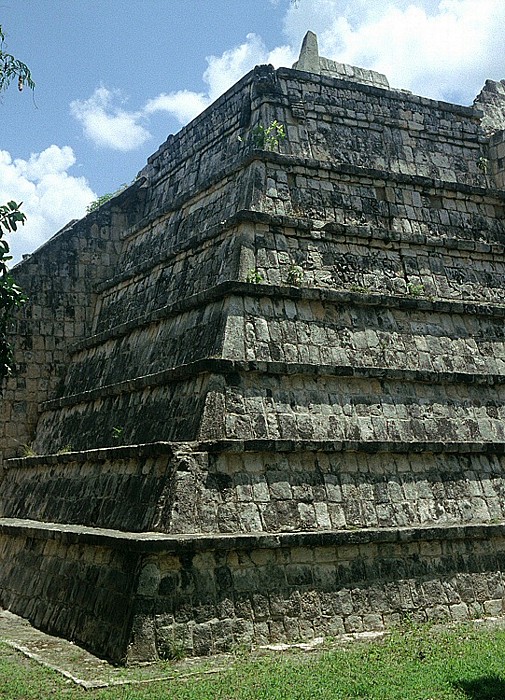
[1,622,505,699]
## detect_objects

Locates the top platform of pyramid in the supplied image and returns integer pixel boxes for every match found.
[292,30,390,89]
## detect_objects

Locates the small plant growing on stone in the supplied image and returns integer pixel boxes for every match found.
[253,120,286,151]
[112,426,124,440]
[57,444,73,454]
[86,183,128,213]
[21,444,36,457]
[408,282,425,296]
[286,264,304,286]
[246,268,264,284]
[157,638,186,661]
[477,156,489,174]
[349,284,370,294]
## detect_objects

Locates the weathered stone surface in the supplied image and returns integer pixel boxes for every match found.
[1,34,505,662]
[475,79,505,135]
[1,519,505,661]
[5,442,505,535]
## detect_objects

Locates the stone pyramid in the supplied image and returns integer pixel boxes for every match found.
[2,33,505,662]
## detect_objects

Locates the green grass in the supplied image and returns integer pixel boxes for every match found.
[2,622,505,699]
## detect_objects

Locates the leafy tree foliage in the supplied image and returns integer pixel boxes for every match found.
[0,26,34,93]
[86,183,128,213]
[0,203,26,380]
[0,26,33,386]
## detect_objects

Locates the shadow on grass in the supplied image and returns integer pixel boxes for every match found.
[455,677,505,700]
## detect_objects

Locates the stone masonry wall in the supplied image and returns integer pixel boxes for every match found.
[269,67,487,187]
[222,370,505,442]
[232,289,505,373]
[2,60,505,663]
[3,442,505,538]
[34,190,505,446]
[247,215,505,300]
[0,522,139,662]
[168,445,505,535]
[0,444,177,532]
[31,373,214,453]
[489,130,505,190]
[118,174,253,279]
[4,520,505,663]
[137,526,505,659]
[28,281,505,453]
[0,192,142,464]
[137,65,489,218]
[93,224,241,334]
[30,358,505,453]
[254,160,505,244]
[18,64,501,459]
[67,267,505,403]
[64,301,228,395]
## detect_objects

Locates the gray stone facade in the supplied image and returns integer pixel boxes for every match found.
[2,35,505,662]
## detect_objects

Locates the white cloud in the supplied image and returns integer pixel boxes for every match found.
[72,1,505,152]
[144,90,210,125]
[70,86,151,151]
[72,34,297,146]
[203,33,296,102]
[283,0,505,103]
[0,146,96,264]
[141,33,296,126]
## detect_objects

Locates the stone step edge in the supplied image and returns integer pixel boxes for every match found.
[276,65,481,119]
[75,280,505,354]
[41,358,505,412]
[142,63,481,197]
[102,208,505,296]
[6,438,505,469]
[0,517,504,554]
[259,152,504,200]
[124,150,504,250]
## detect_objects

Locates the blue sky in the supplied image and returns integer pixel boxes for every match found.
[2,0,505,262]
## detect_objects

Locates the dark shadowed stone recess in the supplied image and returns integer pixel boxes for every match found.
[2,32,505,662]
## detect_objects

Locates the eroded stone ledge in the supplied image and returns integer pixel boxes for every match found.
[6,437,505,468]
[71,281,505,356]
[97,209,505,302]
[111,167,505,291]
[1,517,504,551]
[276,66,481,119]
[39,357,505,412]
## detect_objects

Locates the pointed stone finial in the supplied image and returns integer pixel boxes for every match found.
[293,31,320,74]
[291,30,390,88]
